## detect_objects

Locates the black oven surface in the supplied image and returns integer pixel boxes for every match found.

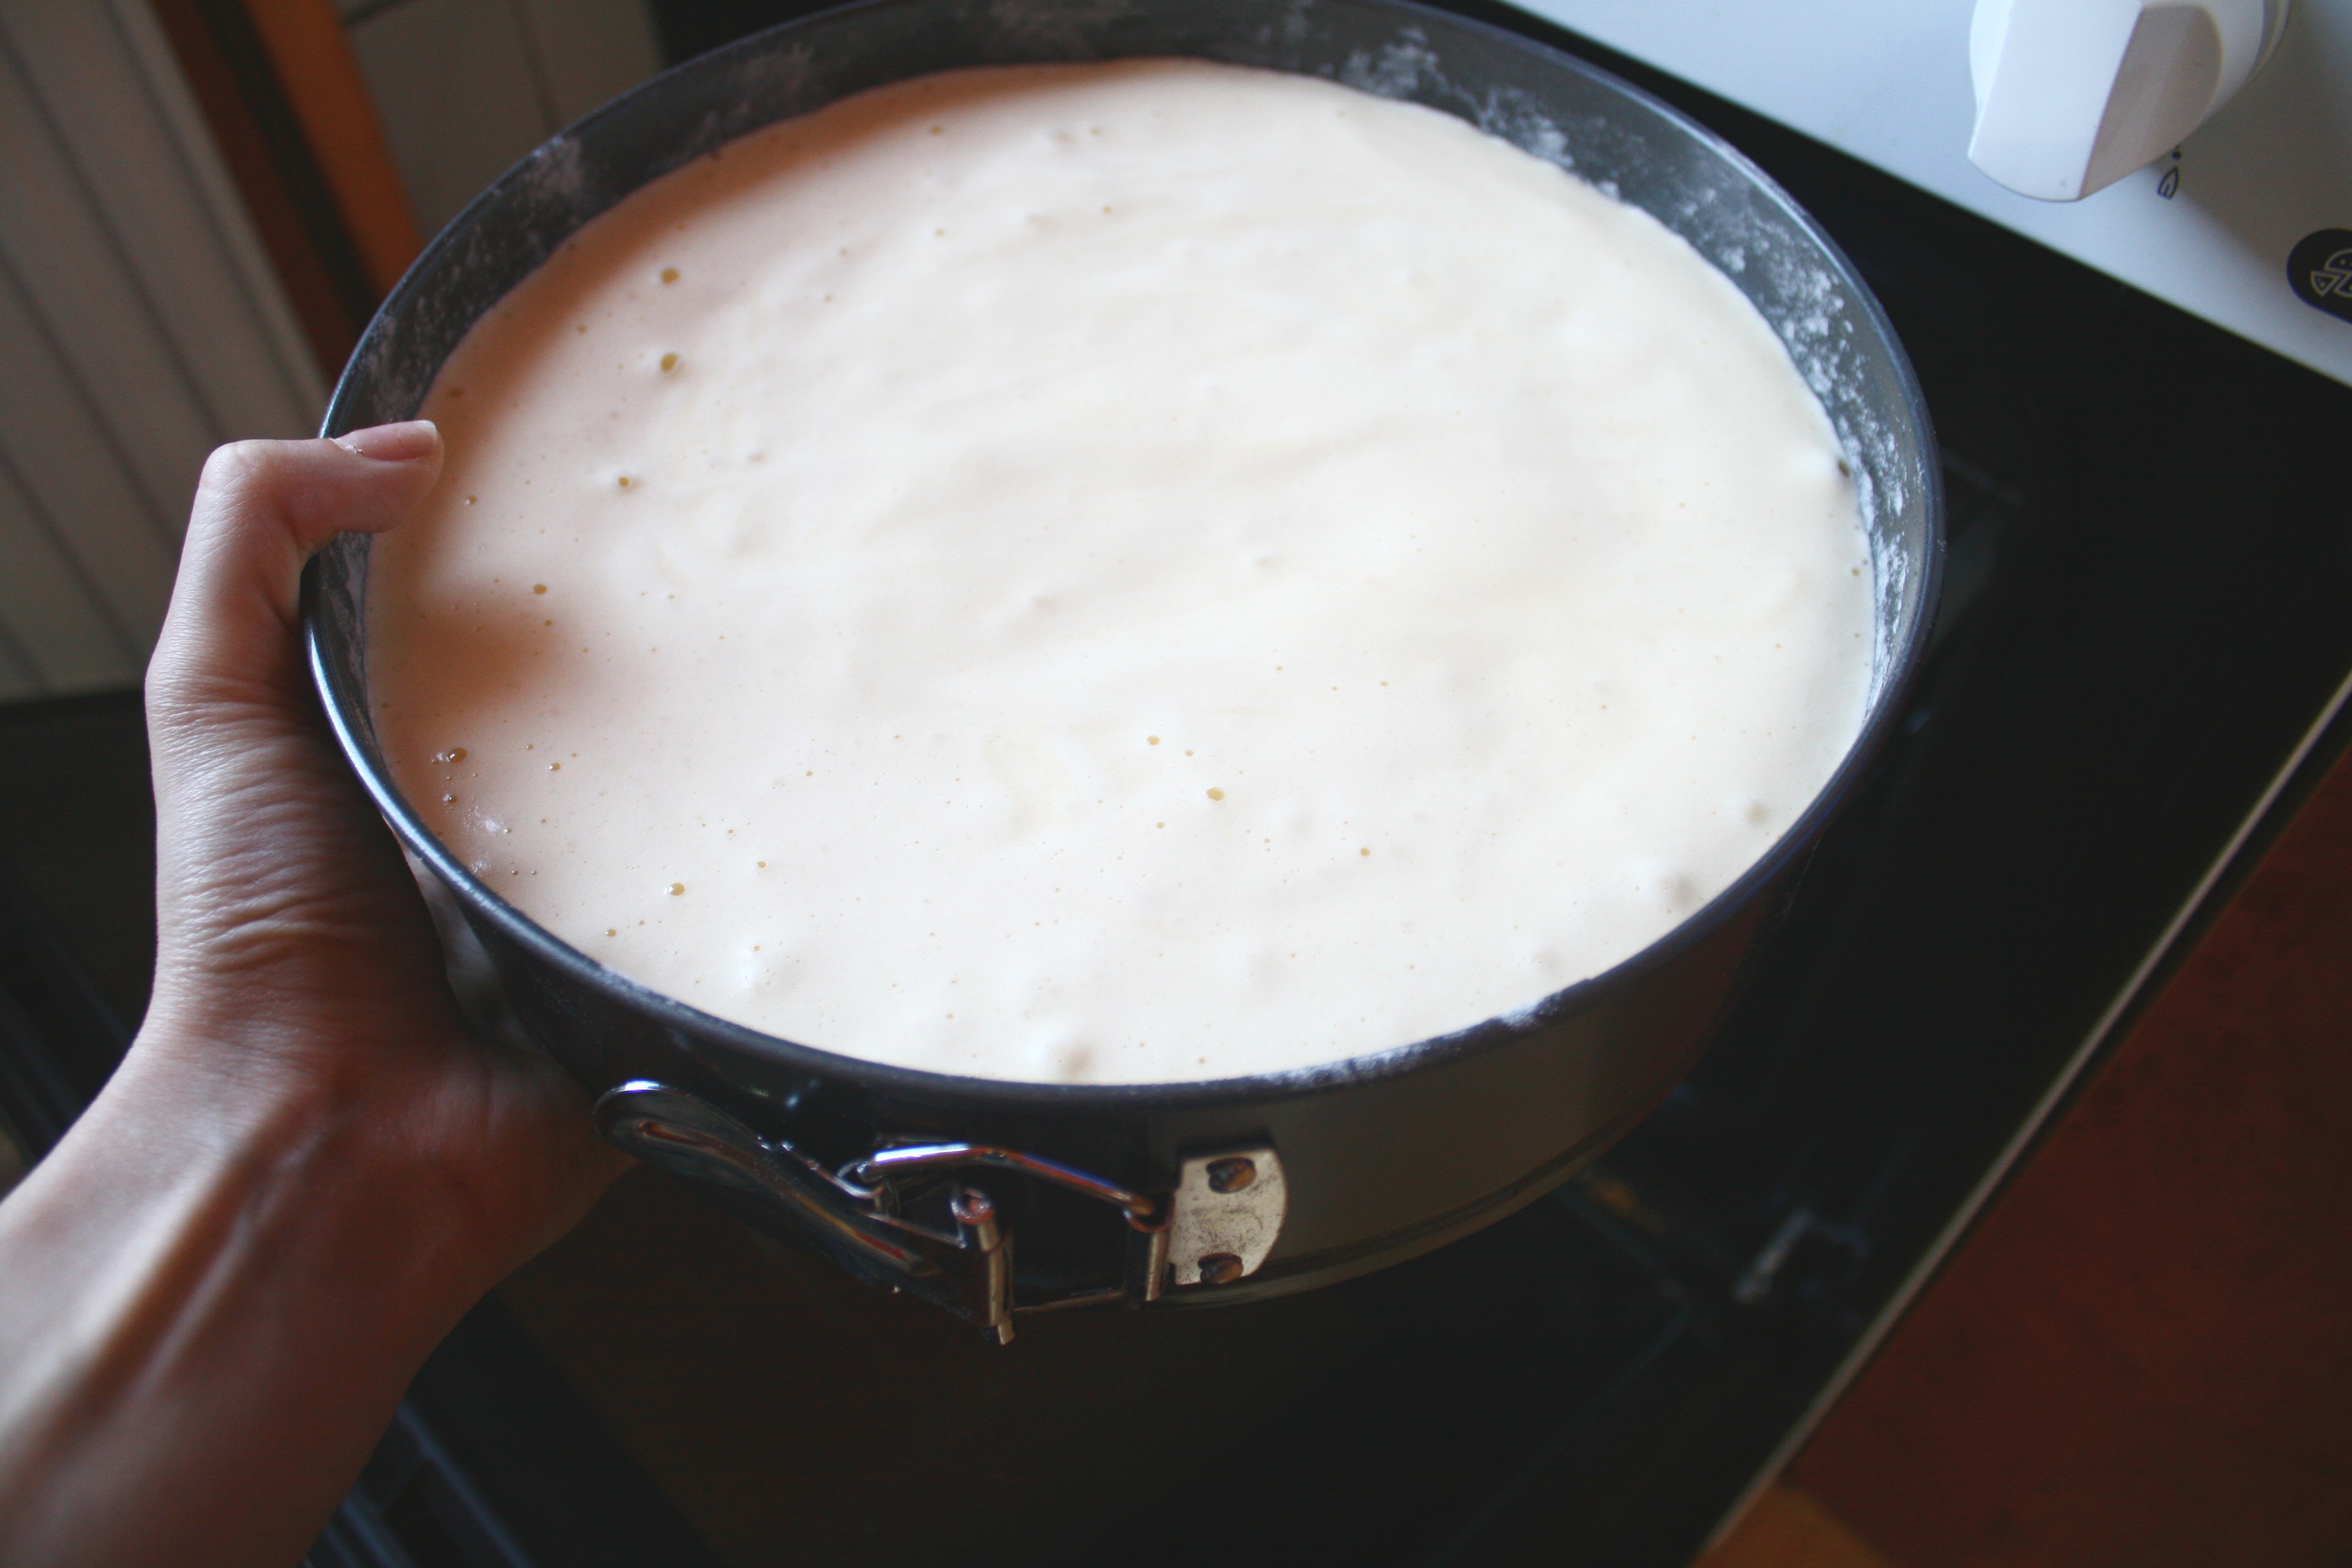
[2,4,2348,1564]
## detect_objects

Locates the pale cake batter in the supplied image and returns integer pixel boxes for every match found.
[368,60,1873,1084]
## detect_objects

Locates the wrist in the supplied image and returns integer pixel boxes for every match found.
[0,1026,501,1566]
[100,1011,520,1322]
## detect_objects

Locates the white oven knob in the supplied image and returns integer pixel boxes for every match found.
[1967,0,2291,200]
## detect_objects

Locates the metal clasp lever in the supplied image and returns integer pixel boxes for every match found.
[592,1083,1189,1342]
[594,1082,1024,1341]
[846,1142,1174,1317]
[594,1082,1287,1339]
[843,1143,1162,1232]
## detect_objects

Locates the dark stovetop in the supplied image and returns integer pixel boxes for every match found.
[4,4,2350,1564]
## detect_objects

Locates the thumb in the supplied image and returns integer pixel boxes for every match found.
[148,422,441,725]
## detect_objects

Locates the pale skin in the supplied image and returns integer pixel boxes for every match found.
[0,423,627,1567]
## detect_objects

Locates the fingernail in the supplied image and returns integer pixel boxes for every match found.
[335,420,439,462]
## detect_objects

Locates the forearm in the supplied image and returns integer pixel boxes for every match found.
[0,427,622,1562]
[0,1028,508,1568]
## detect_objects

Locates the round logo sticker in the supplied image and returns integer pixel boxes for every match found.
[2288,229,2352,324]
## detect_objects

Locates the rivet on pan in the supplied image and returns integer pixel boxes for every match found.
[1198,1252,1244,1285]
[1206,1157,1256,1194]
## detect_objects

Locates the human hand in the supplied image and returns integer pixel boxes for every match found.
[141,421,626,1264]
[0,423,626,1568]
